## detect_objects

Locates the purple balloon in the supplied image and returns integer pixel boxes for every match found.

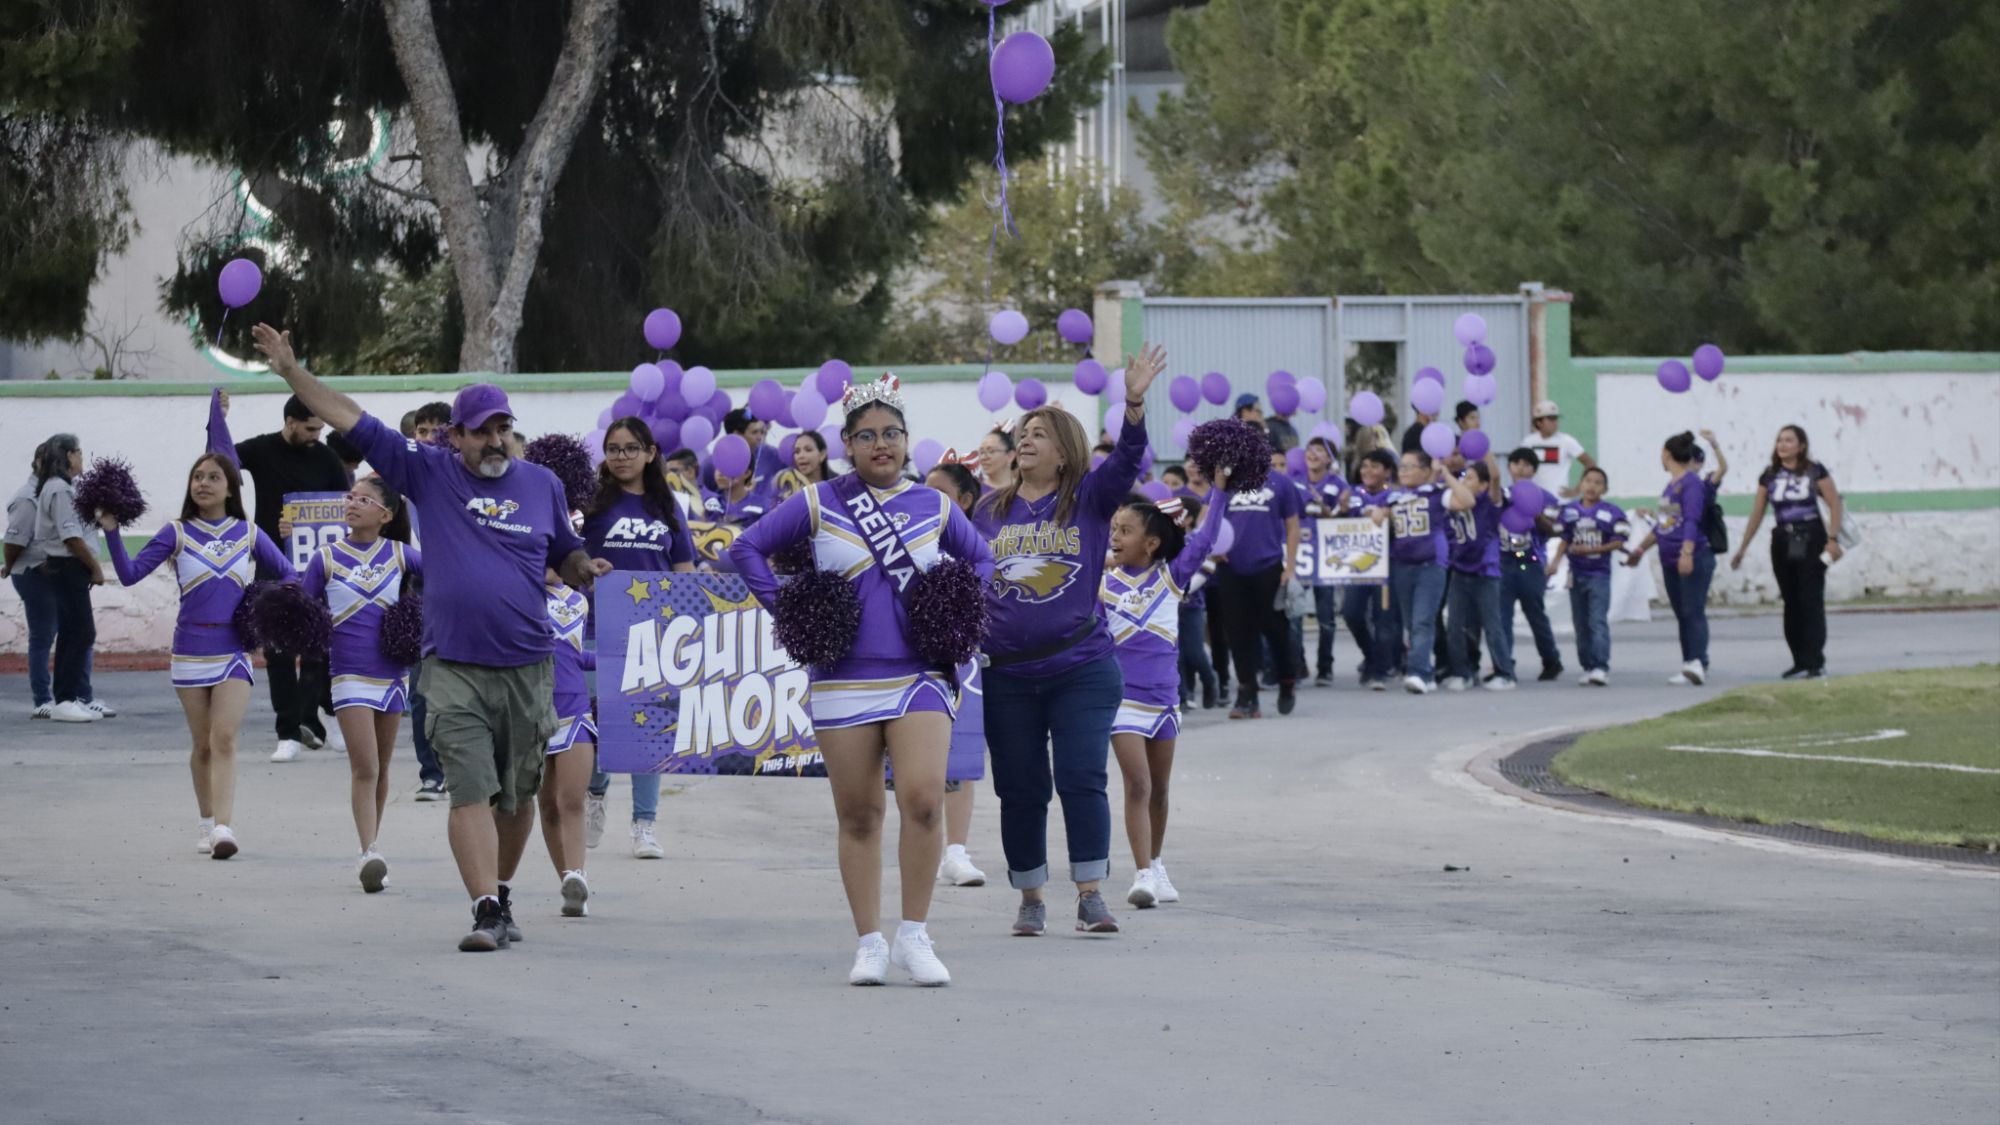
[1415,365,1445,385]
[1285,447,1307,475]
[1057,308,1093,344]
[791,383,828,431]
[682,365,717,404]
[1656,359,1691,394]
[658,360,684,395]
[1140,480,1173,502]
[643,308,681,351]
[1270,381,1301,417]
[1453,312,1487,347]
[1073,359,1108,395]
[1410,378,1445,415]
[1200,372,1231,406]
[1500,504,1537,534]
[1509,479,1546,513]
[775,391,797,429]
[1693,344,1725,381]
[1172,418,1196,448]
[596,406,615,429]
[1014,377,1047,411]
[989,309,1029,345]
[1213,519,1236,557]
[1349,391,1385,427]
[1296,377,1327,413]
[819,423,845,460]
[1463,373,1497,406]
[748,378,786,423]
[913,439,944,475]
[712,434,752,479]
[585,428,608,465]
[978,370,1013,411]
[815,359,853,401]
[1420,422,1456,460]
[1168,375,1201,414]
[991,30,1055,103]
[707,389,732,415]
[1464,344,1496,376]
[1139,443,1154,475]
[680,415,715,451]
[219,258,263,308]
[649,418,681,452]
[1308,421,1343,449]
[612,391,644,419]
[1266,370,1297,396]
[631,363,665,401]
[778,433,798,465]
[652,385,688,422]
[1458,429,1490,461]
[1104,406,1123,441]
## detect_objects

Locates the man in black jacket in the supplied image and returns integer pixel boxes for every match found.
[233,393,351,762]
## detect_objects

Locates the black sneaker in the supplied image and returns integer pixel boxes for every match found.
[1277,681,1297,715]
[1802,667,1828,679]
[1313,671,1334,688]
[1537,663,1563,682]
[460,898,508,952]
[1781,666,1808,680]
[1200,678,1218,710]
[496,885,524,943]
[1228,694,1261,720]
[414,779,446,802]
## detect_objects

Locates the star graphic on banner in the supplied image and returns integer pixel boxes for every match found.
[625,577,652,604]
[633,710,648,725]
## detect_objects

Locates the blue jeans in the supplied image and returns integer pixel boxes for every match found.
[46,560,96,704]
[1446,570,1512,681]
[411,690,444,785]
[1291,585,1339,677]
[984,654,1122,889]
[12,568,57,707]
[1178,604,1217,697]
[1659,547,1716,665]
[1501,561,1562,669]
[1342,584,1396,680]
[590,768,661,822]
[1568,571,1613,672]
[1390,562,1447,684]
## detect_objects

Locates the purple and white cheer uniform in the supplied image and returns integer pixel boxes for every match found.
[302,537,422,712]
[546,582,598,753]
[1104,504,1223,739]
[109,517,293,688]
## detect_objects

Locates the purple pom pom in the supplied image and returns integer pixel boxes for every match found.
[770,540,817,577]
[428,427,456,452]
[250,580,333,657]
[771,569,860,670]
[523,433,596,513]
[1185,419,1273,493]
[907,557,988,668]
[231,580,276,651]
[378,594,424,667]
[71,455,148,526]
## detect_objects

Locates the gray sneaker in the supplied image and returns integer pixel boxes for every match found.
[1012,899,1046,936]
[1076,890,1119,933]
[459,898,508,952]
[496,885,524,943]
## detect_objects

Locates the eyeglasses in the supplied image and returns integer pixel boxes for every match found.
[846,427,907,448]
[604,443,652,459]
[344,491,387,511]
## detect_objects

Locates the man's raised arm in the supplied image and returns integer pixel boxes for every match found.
[250,324,364,432]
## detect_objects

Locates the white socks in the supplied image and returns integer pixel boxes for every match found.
[858,931,888,952]
[562,869,585,881]
[944,844,968,857]
[200,816,215,829]
[896,919,928,942]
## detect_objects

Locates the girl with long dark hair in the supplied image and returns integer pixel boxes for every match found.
[101,453,292,859]
[12,434,107,721]
[978,425,1017,492]
[774,430,835,500]
[1732,425,1844,678]
[1625,431,1714,685]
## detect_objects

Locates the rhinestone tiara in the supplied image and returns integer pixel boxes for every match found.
[840,372,904,414]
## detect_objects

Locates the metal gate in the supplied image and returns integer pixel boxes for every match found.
[1335,295,1532,452]
[1134,297,1338,458]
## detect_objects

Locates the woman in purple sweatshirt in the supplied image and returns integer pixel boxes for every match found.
[1624,430,1713,685]
[731,375,994,988]
[102,453,292,861]
[973,342,1168,938]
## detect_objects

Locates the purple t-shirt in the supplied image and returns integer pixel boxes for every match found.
[1380,483,1449,566]
[1290,469,1349,516]
[1655,471,1708,555]
[975,414,1148,679]
[1558,500,1631,577]
[1447,492,1502,577]
[703,483,776,527]
[349,412,585,667]
[1221,477,1303,574]
[1759,462,1829,524]
[582,490,695,571]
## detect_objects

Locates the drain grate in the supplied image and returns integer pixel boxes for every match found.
[1498,734,2000,869]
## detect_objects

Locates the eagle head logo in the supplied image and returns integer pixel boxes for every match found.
[1329,549,1381,575]
[689,521,740,564]
[995,555,1078,601]
[465,497,520,520]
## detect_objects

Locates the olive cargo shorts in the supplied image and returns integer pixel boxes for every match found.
[419,656,558,814]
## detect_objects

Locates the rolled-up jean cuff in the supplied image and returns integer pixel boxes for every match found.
[1008,863,1049,891]
[1071,858,1110,884]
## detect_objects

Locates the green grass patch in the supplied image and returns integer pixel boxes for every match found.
[1552,665,2000,848]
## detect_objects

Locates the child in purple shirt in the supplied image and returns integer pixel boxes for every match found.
[1364,449,1479,692]
[1550,466,1628,682]
[1625,431,1713,683]
[1442,457,1512,690]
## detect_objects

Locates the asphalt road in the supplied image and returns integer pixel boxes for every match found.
[3,610,1995,1124]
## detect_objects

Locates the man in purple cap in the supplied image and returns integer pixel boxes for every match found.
[252,324,612,952]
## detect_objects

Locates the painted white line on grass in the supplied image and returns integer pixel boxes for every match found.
[1663,741,2000,775]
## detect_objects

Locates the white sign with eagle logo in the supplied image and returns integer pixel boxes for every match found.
[1296,517,1389,587]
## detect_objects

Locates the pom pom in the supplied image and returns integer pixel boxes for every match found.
[231,580,276,651]
[378,594,424,667]
[250,580,333,657]
[71,455,148,526]
[1185,419,1273,493]
[770,540,817,577]
[770,569,860,670]
[523,433,596,513]
[907,557,988,668]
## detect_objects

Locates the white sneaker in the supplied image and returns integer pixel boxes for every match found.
[1681,660,1706,685]
[196,824,214,854]
[270,739,304,763]
[209,824,238,860]
[358,850,388,893]
[1151,860,1179,903]
[889,929,951,986]
[297,727,323,750]
[585,794,607,849]
[49,700,99,723]
[938,845,986,887]
[632,821,663,859]
[849,935,889,985]
[1441,676,1469,692]
[81,698,116,718]
[1587,669,1609,686]
[1484,677,1517,692]
[1368,679,1387,692]
[561,870,590,917]
[1578,672,1596,686]
[1126,867,1158,908]
[321,717,346,753]
[30,702,53,719]
[1403,676,1435,695]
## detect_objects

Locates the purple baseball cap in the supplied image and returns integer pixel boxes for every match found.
[450,383,514,431]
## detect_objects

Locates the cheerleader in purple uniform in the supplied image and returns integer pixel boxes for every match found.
[538,570,598,918]
[300,476,421,891]
[101,453,292,860]
[922,460,993,887]
[731,375,995,987]
[1104,488,1225,908]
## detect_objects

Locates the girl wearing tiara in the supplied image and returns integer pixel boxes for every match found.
[1103,485,1226,908]
[101,454,293,860]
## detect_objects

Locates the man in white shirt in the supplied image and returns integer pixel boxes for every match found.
[1521,400,1596,498]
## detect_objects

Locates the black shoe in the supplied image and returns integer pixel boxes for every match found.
[1802,667,1828,679]
[1201,679,1218,710]
[1259,672,1279,689]
[1313,671,1334,688]
[1781,666,1808,680]
[1228,694,1261,719]
[1277,681,1297,715]
[1537,663,1563,682]
[497,884,524,943]
[1481,671,1500,683]
[460,898,508,952]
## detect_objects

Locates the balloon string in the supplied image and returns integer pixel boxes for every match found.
[216,307,228,347]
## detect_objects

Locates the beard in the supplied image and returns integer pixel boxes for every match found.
[475,450,510,479]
